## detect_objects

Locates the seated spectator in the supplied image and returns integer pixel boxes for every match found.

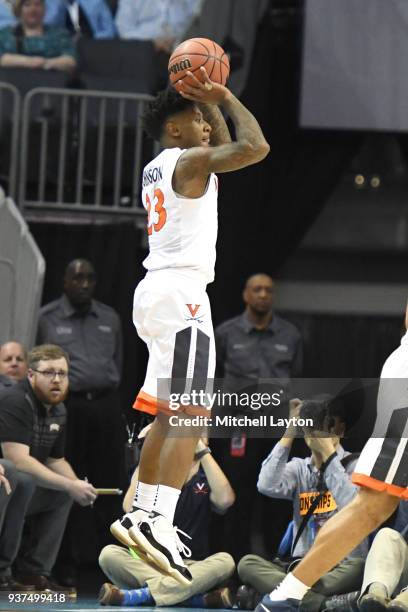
[98,429,236,607]
[0,344,97,592]
[0,0,57,29]
[0,341,28,387]
[352,517,408,611]
[237,396,367,612]
[46,0,116,39]
[0,0,76,72]
[115,0,203,53]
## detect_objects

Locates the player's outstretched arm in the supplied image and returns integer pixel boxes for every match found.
[178,68,270,174]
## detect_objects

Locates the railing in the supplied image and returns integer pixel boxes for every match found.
[0,82,20,200]
[0,193,45,347]
[18,87,157,217]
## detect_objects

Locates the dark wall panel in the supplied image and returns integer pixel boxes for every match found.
[301,0,408,131]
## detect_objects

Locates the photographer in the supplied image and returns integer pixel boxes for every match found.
[237,396,367,612]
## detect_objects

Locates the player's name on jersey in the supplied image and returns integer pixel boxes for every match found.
[143,166,163,187]
[168,415,314,428]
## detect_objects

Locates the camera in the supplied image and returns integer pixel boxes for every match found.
[299,394,334,433]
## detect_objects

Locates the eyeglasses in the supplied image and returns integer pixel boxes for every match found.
[32,369,68,380]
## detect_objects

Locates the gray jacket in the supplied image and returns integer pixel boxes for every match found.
[258,442,368,558]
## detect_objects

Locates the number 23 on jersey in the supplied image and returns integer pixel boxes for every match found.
[146,188,167,236]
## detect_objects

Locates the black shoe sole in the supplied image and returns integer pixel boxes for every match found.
[359,596,388,612]
[129,522,193,586]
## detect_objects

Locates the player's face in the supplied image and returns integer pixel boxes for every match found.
[64,261,96,307]
[178,106,212,148]
[20,0,45,28]
[243,275,275,315]
[0,342,27,380]
[28,358,69,405]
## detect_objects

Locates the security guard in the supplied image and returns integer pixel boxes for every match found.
[36,258,125,582]
[213,273,303,562]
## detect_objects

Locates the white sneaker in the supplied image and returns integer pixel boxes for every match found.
[129,512,193,585]
[110,508,149,548]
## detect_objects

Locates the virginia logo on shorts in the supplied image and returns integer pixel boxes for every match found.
[186,304,204,322]
[193,482,209,495]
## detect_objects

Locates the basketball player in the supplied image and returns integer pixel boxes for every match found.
[257,307,408,611]
[111,67,270,585]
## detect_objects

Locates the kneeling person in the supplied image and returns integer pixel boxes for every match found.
[0,344,97,591]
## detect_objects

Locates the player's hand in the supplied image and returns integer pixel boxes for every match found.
[177,67,231,105]
[68,479,98,506]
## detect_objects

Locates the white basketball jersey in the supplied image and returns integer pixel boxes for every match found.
[141,147,218,284]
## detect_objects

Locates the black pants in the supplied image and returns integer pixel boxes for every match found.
[238,555,365,612]
[0,460,18,535]
[65,389,126,488]
[58,389,126,566]
[0,467,72,577]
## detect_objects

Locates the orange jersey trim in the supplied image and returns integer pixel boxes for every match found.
[133,390,172,416]
[352,472,408,500]
[133,390,212,418]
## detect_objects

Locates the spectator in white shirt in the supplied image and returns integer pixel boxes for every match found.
[115,0,203,53]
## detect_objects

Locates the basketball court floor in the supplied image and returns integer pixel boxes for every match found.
[0,601,216,612]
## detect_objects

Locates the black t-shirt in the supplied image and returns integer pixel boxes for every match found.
[0,379,66,463]
[0,375,14,390]
[174,467,211,561]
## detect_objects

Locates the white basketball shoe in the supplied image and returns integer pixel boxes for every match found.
[129,512,193,585]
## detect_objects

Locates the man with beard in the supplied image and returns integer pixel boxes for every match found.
[0,344,97,591]
[213,273,303,561]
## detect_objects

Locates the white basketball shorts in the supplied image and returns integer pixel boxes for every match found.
[132,269,215,416]
[353,333,408,499]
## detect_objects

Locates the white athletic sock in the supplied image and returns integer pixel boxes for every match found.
[154,484,181,523]
[269,573,310,602]
[132,481,158,513]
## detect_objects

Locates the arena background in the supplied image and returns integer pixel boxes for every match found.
[28,2,405,417]
[1,0,408,601]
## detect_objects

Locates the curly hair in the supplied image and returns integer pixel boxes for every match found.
[143,87,195,142]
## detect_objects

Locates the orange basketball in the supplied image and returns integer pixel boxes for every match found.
[168,38,230,91]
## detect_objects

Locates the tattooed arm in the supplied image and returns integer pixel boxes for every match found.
[200,103,232,146]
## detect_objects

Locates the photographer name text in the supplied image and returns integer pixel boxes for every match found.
[169,415,314,428]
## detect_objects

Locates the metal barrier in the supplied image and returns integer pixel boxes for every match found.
[0,193,45,348]
[19,87,157,216]
[0,82,20,200]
